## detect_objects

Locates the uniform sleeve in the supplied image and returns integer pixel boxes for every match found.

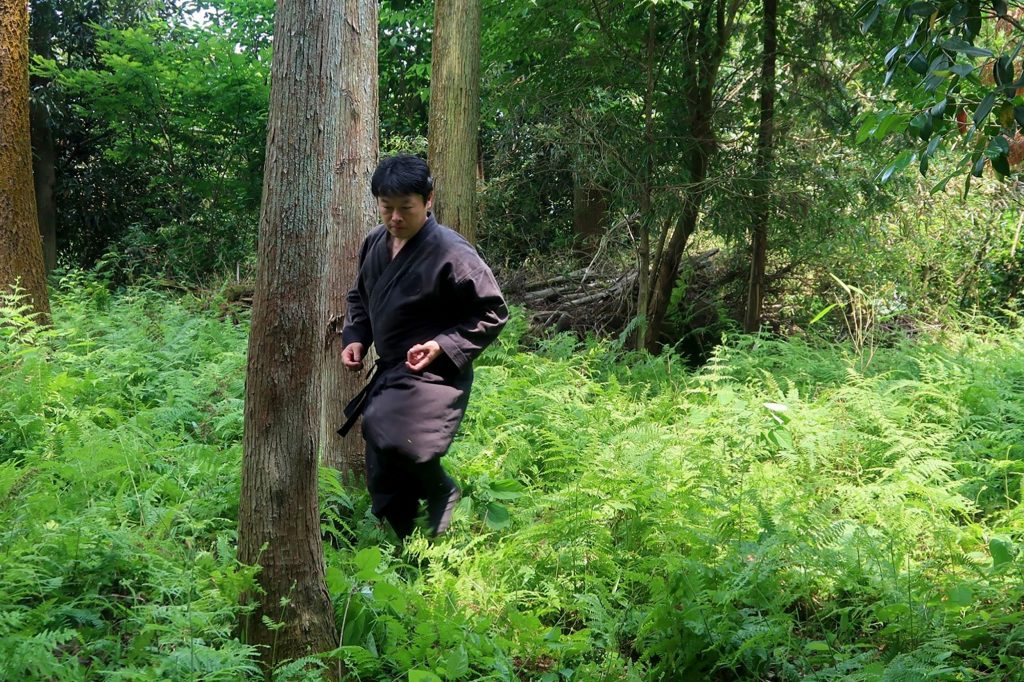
[341,237,373,348]
[434,263,509,371]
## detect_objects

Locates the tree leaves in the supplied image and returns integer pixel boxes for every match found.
[940,37,992,58]
[877,149,916,183]
[858,2,882,33]
[863,0,1024,189]
[973,91,997,127]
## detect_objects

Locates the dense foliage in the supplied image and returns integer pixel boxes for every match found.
[3,281,1023,679]
[26,0,1020,348]
[33,0,272,280]
[13,1,1024,675]
[856,0,1024,189]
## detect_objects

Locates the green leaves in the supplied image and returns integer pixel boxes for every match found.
[908,111,933,139]
[485,478,526,500]
[945,583,974,607]
[940,37,993,58]
[854,110,912,144]
[354,547,383,581]
[0,280,259,678]
[857,0,883,33]
[870,0,1024,186]
[994,55,1016,94]
[973,91,997,127]
[876,149,916,183]
[9,275,1024,679]
[640,0,695,6]
[990,537,1015,569]
[903,1,936,18]
[466,477,525,530]
[986,135,1011,176]
[919,132,943,174]
[36,4,271,282]
[484,502,511,529]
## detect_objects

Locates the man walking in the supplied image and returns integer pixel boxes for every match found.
[339,155,508,538]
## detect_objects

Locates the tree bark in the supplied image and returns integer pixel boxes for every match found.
[743,0,777,333]
[428,0,482,242]
[0,0,50,321]
[322,0,379,480]
[238,0,344,673]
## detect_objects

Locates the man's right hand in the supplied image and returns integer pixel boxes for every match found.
[341,342,365,371]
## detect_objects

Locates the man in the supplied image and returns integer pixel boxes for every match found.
[339,155,508,538]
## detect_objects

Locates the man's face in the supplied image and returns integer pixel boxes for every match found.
[378,193,432,241]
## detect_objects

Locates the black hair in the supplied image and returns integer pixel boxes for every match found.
[370,155,434,202]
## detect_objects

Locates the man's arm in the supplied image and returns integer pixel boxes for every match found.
[341,237,373,358]
[432,264,509,372]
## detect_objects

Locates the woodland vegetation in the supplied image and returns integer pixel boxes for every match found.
[2,0,1024,680]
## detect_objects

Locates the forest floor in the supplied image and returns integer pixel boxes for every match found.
[2,275,1023,681]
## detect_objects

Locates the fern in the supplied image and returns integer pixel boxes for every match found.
[5,275,1024,679]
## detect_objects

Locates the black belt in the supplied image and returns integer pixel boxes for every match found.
[337,358,399,437]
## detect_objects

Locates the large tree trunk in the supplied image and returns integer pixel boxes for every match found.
[743,0,777,333]
[322,0,379,479]
[0,0,50,321]
[428,0,481,242]
[237,0,343,673]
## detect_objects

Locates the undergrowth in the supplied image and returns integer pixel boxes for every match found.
[2,274,1023,680]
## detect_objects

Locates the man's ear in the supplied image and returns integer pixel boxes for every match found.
[426,191,434,210]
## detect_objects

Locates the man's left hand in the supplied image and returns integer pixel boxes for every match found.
[406,340,442,372]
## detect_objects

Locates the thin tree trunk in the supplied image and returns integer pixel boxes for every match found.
[322,0,379,479]
[572,178,608,249]
[238,0,344,673]
[29,1,57,274]
[635,8,657,348]
[644,0,743,352]
[428,0,481,242]
[30,99,57,273]
[0,0,50,321]
[644,98,712,351]
[743,0,777,333]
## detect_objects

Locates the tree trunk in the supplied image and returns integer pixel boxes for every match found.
[644,0,741,352]
[0,0,50,321]
[634,8,657,348]
[30,99,57,273]
[743,0,777,333]
[572,178,608,249]
[322,0,379,479]
[644,97,712,351]
[29,0,57,274]
[237,0,344,673]
[428,0,481,242]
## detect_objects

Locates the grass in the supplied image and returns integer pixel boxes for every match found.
[2,273,1023,680]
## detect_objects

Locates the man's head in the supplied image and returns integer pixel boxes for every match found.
[371,155,434,241]
[371,155,433,203]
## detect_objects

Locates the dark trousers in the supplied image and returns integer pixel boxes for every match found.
[365,441,456,538]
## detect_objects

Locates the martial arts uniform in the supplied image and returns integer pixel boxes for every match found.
[339,215,508,536]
